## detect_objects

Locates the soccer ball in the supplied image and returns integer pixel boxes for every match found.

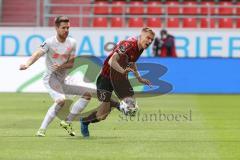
[119,97,139,116]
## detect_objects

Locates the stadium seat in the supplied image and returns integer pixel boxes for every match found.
[200,1,217,15]
[2,0,37,25]
[182,1,198,15]
[51,6,80,15]
[236,2,240,15]
[166,1,180,15]
[111,1,125,15]
[182,18,197,28]
[147,1,163,15]
[218,1,233,15]
[110,17,124,27]
[218,18,233,28]
[93,17,108,27]
[236,19,240,28]
[167,18,180,28]
[200,18,216,28]
[128,17,144,27]
[128,1,144,15]
[94,1,109,14]
[146,18,162,27]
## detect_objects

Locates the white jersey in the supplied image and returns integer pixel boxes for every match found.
[40,36,77,78]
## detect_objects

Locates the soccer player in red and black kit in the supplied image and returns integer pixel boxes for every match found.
[80,27,155,137]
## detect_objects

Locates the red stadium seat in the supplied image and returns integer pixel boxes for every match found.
[93,17,108,27]
[94,1,109,14]
[128,1,144,15]
[182,1,198,15]
[146,18,162,27]
[166,1,180,15]
[147,1,163,15]
[167,18,180,28]
[128,17,144,27]
[236,2,240,15]
[200,1,217,15]
[236,19,240,28]
[218,18,233,28]
[111,17,124,27]
[218,2,233,15]
[182,18,197,28]
[111,1,125,15]
[200,18,216,28]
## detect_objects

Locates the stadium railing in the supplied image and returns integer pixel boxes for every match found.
[43,3,240,28]
[0,0,42,26]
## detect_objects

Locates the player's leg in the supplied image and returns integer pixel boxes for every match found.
[79,75,114,137]
[37,97,65,137]
[66,92,91,122]
[60,92,92,135]
[36,75,66,137]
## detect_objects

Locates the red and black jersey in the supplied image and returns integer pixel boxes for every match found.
[100,36,143,78]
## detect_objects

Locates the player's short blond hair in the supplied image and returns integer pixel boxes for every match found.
[141,27,155,36]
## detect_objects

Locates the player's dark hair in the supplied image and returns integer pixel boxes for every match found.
[54,16,69,27]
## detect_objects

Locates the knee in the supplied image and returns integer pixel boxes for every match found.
[97,115,108,121]
[96,111,111,121]
[55,99,65,106]
[82,92,92,100]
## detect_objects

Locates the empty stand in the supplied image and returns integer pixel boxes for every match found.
[147,1,163,15]
[166,1,181,15]
[236,19,240,28]
[218,18,233,28]
[218,1,233,15]
[111,17,124,27]
[111,1,125,15]
[94,1,109,14]
[93,17,108,27]
[146,18,162,27]
[128,1,144,15]
[182,18,197,28]
[167,18,180,28]
[200,1,217,15]
[182,1,198,15]
[2,0,38,25]
[200,18,216,28]
[128,17,144,27]
[236,2,240,15]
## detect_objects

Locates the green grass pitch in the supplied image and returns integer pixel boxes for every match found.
[0,93,239,160]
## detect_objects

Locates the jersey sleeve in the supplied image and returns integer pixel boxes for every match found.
[114,40,133,55]
[39,40,50,54]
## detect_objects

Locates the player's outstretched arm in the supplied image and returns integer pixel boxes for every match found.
[108,52,134,74]
[19,49,44,70]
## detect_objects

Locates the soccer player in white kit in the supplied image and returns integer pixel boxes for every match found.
[19,16,91,137]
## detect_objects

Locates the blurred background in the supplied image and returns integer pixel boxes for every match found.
[0,0,239,93]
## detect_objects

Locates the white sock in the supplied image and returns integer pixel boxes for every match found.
[66,98,90,123]
[39,103,62,130]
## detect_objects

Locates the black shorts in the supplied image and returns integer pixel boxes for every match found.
[96,74,134,102]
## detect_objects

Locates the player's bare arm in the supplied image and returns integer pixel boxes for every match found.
[19,49,44,70]
[108,52,134,74]
[131,62,152,87]
[52,54,75,71]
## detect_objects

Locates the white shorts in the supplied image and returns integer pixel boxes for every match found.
[43,71,95,102]
[43,73,70,101]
